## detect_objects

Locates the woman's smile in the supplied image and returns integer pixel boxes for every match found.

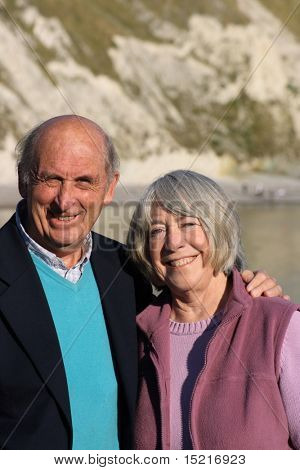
[164,255,199,268]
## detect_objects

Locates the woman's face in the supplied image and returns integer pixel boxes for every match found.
[149,205,214,295]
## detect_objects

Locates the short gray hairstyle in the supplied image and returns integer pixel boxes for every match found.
[127,170,245,285]
[16,116,120,195]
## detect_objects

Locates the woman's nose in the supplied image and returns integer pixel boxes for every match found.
[164,226,184,252]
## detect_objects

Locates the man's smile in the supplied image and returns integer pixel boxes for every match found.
[46,211,82,225]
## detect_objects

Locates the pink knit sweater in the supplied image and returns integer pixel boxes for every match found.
[170,311,300,449]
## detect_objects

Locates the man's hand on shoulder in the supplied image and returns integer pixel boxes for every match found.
[241,269,290,300]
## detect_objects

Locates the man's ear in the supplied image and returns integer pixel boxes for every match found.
[103,172,120,206]
[18,168,27,198]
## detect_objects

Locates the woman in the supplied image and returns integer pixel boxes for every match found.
[127,170,300,450]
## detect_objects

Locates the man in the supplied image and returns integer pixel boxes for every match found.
[0,115,283,449]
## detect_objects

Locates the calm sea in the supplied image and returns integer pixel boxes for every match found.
[0,203,299,301]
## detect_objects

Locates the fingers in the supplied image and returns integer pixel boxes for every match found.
[254,284,283,298]
[245,271,283,298]
[244,270,268,293]
[242,269,289,299]
[241,269,255,284]
[242,269,291,300]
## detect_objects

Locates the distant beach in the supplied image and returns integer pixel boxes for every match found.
[1,173,299,209]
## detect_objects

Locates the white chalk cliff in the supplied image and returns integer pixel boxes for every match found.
[0,0,300,186]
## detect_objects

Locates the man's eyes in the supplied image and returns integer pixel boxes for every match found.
[75,178,94,188]
[43,176,61,187]
[41,176,95,188]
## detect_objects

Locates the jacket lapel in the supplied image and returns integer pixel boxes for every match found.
[0,217,72,438]
[90,234,138,419]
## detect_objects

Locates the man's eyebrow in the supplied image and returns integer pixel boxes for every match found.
[38,172,98,181]
[38,171,62,178]
[74,175,97,181]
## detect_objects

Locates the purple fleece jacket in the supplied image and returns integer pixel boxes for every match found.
[169,311,300,449]
[135,268,300,450]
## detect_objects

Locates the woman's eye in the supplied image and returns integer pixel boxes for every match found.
[150,228,165,237]
[182,222,196,227]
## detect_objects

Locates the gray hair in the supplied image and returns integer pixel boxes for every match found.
[127,170,245,285]
[16,116,120,195]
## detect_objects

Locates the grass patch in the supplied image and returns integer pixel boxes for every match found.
[141,0,249,28]
[260,0,300,39]
[209,93,299,160]
[13,0,158,77]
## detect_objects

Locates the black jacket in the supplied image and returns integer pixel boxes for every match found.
[0,215,151,449]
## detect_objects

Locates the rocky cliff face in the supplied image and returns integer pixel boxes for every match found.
[0,0,300,186]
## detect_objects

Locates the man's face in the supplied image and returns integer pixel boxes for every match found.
[25,123,118,258]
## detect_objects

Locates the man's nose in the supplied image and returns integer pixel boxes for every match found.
[164,226,184,252]
[55,181,75,211]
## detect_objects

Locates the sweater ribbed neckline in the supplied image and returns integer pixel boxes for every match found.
[169,311,223,335]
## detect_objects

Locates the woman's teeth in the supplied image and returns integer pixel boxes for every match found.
[168,256,196,267]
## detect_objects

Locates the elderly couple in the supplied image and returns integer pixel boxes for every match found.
[0,115,298,450]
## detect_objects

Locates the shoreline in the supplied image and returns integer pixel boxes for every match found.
[1,173,300,208]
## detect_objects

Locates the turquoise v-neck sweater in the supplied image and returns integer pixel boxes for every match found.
[31,253,119,450]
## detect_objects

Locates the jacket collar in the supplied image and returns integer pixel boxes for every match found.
[0,214,33,286]
[136,268,252,338]
[90,232,138,431]
[222,267,253,321]
[136,289,171,338]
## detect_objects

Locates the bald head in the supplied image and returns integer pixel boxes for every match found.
[17,115,119,197]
